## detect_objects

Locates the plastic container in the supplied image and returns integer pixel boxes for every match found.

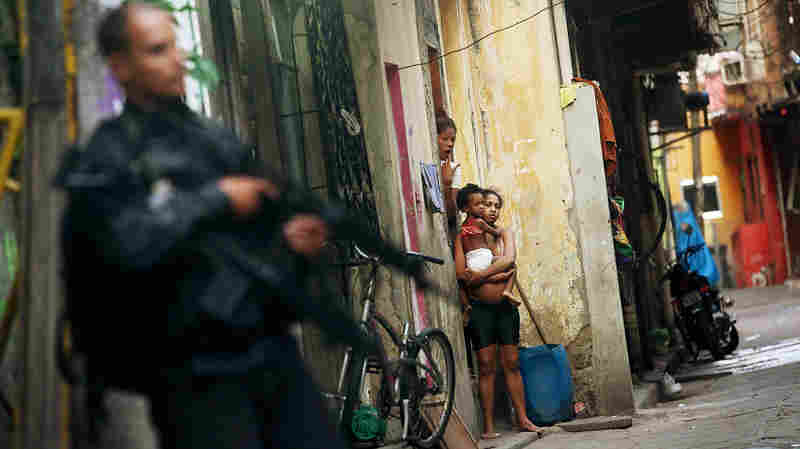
[519,344,575,426]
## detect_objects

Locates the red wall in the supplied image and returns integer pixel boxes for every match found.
[729,119,788,286]
[385,64,428,328]
[732,223,770,287]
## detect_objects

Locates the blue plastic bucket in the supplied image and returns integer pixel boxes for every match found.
[519,344,575,426]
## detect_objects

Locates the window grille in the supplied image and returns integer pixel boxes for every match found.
[306,0,380,237]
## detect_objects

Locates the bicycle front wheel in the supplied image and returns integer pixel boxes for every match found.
[407,329,455,448]
[343,320,390,445]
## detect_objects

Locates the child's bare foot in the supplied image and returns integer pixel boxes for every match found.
[503,291,522,307]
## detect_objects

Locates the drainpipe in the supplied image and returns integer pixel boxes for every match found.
[689,67,705,233]
[651,121,676,330]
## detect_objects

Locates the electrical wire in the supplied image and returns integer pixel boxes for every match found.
[397,0,753,71]
[397,0,566,71]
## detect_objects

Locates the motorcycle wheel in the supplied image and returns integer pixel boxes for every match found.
[675,313,698,359]
[697,313,724,361]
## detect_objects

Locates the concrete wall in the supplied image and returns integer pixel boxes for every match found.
[563,84,633,416]
[438,0,633,416]
[342,0,480,435]
[439,0,591,414]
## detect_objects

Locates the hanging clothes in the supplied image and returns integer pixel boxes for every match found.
[420,162,445,213]
[574,77,618,184]
[574,78,630,264]
[610,196,634,264]
[672,203,720,286]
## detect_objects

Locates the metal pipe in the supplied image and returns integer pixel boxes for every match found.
[650,128,709,152]
[337,348,352,393]
[689,62,705,232]
[402,399,410,440]
[769,133,793,278]
[358,358,368,401]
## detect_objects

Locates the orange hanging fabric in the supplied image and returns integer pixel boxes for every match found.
[573,78,618,182]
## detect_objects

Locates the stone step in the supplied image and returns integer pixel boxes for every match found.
[557,415,633,432]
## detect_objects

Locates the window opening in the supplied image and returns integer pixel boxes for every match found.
[681,176,723,220]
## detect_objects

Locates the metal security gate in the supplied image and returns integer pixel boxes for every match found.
[306,0,379,236]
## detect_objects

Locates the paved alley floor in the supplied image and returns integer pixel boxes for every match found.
[520,286,800,449]
[722,286,800,350]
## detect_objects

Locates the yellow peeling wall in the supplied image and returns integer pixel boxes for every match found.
[664,130,746,250]
[343,0,480,434]
[664,128,746,285]
[439,0,595,410]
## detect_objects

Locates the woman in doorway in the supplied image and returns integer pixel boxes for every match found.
[436,110,461,235]
[455,188,542,439]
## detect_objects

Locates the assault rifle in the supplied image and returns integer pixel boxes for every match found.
[57,105,440,381]
[197,177,436,351]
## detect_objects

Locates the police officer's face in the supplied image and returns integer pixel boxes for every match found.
[112,6,187,100]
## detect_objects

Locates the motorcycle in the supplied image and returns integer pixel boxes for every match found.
[662,244,739,361]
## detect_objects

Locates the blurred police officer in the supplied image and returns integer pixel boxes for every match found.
[57,2,346,448]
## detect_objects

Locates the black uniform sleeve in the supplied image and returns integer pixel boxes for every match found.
[59,121,233,272]
[72,181,230,271]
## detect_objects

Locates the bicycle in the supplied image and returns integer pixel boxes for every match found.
[323,245,456,448]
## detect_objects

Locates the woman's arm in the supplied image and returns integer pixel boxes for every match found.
[441,162,460,225]
[454,234,468,282]
[501,226,517,262]
[466,226,516,286]
[445,187,459,225]
[453,236,475,318]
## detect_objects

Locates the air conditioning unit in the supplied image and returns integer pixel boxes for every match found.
[720,53,748,86]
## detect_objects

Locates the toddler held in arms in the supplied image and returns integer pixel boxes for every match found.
[456,184,519,306]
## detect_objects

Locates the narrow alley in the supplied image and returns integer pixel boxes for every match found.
[4,1,800,449]
[519,286,800,449]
